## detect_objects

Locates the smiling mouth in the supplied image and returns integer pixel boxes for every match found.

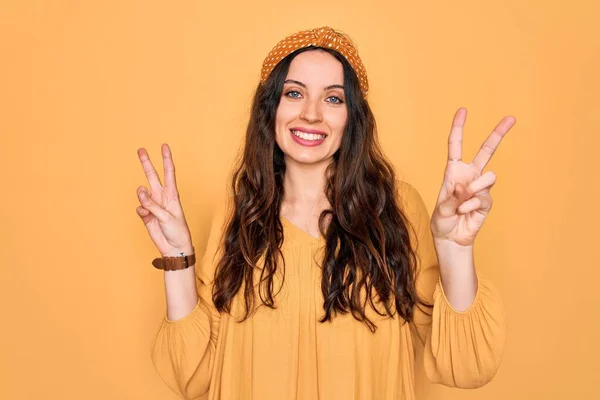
[290,129,327,141]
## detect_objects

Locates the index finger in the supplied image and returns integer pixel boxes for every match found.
[161,143,177,190]
[137,147,163,193]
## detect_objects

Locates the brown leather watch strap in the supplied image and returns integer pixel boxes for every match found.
[152,252,196,271]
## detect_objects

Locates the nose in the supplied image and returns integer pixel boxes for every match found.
[299,97,323,124]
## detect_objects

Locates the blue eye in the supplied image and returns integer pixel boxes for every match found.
[285,91,302,98]
[284,91,343,104]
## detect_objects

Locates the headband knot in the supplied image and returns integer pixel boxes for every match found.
[260,26,369,98]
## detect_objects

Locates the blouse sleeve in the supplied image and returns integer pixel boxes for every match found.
[399,181,507,389]
[149,202,228,399]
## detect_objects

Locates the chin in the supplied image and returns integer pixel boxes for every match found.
[276,135,340,166]
[284,151,332,165]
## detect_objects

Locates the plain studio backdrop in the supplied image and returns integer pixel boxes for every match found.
[1,0,598,399]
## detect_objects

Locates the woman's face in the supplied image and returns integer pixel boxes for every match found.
[274,50,348,165]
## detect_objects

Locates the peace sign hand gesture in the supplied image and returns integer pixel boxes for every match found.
[430,108,516,247]
[136,144,194,257]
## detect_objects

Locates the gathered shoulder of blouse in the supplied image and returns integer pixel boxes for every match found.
[150,181,507,400]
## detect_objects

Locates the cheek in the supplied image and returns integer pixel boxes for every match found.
[325,111,347,151]
[274,103,296,147]
[329,135,344,153]
[329,109,348,135]
[275,102,298,128]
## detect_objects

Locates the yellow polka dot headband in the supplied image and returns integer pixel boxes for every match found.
[260,26,369,98]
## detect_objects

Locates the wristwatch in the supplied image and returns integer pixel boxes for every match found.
[152,250,196,271]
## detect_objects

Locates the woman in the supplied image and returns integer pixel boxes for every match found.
[137,27,513,400]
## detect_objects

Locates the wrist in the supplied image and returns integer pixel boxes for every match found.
[162,245,195,258]
[433,237,473,252]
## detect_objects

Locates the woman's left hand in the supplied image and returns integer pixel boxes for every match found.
[430,108,516,247]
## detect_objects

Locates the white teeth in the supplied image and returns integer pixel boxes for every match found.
[291,130,326,141]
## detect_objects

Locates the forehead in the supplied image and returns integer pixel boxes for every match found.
[286,50,344,84]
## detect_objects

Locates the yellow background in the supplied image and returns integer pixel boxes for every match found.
[1,0,598,398]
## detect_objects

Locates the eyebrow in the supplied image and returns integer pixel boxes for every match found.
[284,79,344,91]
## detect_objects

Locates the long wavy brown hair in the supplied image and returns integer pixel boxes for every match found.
[213,46,429,332]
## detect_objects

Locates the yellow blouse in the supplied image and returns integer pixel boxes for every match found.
[150,182,506,400]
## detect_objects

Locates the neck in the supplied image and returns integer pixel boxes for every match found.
[281,157,330,214]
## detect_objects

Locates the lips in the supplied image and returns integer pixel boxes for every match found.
[290,127,328,136]
[289,128,327,146]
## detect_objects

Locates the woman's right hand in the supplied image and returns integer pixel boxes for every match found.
[136,143,194,257]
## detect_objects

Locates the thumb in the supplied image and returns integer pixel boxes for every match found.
[437,182,469,217]
[138,188,171,222]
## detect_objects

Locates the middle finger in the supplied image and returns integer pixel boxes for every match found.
[471,116,516,172]
[137,148,163,192]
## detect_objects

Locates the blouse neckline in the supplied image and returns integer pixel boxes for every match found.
[280,216,325,243]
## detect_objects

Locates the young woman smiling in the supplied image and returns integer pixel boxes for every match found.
[137,27,513,400]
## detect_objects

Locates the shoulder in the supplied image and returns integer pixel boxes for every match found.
[396,180,419,204]
[196,198,232,281]
[395,179,431,238]
[396,180,429,217]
